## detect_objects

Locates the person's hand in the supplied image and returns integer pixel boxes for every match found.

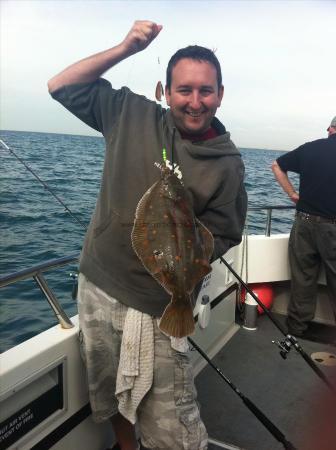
[288,191,299,204]
[121,20,162,56]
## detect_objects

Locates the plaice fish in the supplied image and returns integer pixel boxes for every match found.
[131,166,214,338]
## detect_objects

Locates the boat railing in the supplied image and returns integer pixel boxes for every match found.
[248,204,295,237]
[0,205,295,330]
[0,254,79,329]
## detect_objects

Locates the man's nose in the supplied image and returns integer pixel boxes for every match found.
[189,91,201,109]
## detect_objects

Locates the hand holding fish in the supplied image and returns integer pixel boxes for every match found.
[122,20,163,56]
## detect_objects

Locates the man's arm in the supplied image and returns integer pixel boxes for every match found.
[271,160,299,204]
[47,20,162,93]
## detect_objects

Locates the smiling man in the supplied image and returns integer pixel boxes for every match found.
[48,20,247,450]
[165,48,224,137]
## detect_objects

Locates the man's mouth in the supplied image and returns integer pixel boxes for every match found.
[186,111,204,118]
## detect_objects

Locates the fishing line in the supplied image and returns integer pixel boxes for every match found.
[156,53,168,169]
[156,51,176,174]
[124,44,136,90]
[0,139,87,231]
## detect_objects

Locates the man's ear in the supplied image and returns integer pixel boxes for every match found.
[165,85,171,106]
[217,85,224,107]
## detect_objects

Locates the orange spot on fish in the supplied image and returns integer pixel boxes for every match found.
[175,255,181,261]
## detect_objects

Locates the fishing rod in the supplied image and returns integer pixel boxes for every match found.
[0,139,87,231]
[188,337,297,450]
[219,255,335,393]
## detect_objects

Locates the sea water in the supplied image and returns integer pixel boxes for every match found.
[0,130,298,352]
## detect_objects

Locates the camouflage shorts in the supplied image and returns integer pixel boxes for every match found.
[78,274,208,449]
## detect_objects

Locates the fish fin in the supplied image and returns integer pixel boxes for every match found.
[159,298,195,338]
[131,183,160,271]
[196,218,214,260]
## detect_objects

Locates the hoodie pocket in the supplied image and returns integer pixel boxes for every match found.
[93,207,127,238]
[92,210,134,256]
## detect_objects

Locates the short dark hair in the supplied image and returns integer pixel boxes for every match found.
[166,45,222,91]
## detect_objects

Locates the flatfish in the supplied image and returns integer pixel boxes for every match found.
[131,166,214,338]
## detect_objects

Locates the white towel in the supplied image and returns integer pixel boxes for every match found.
[116,308,154,424]
[115,310,189,424]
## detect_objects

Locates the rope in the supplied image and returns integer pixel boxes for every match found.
[237,215,249,312]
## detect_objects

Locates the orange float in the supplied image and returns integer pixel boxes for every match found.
[241,283,274,314]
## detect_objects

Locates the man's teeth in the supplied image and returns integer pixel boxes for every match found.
[187,112,202,117]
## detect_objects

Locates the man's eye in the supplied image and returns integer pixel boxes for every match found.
[201,89,213,95]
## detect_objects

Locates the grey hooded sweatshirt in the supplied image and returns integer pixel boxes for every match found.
[51,79,247,316]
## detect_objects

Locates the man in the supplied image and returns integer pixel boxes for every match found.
[48,20,247,450]
[272,116,336,338]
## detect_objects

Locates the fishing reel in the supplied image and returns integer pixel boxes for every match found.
[272,335,298,359]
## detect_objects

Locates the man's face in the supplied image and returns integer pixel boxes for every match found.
[165,58,224,135]
[328,126,336,137]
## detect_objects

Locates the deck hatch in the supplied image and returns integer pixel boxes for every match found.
[0,357,66,450]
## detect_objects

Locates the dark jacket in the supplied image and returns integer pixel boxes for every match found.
[51,79,247,316]
[277,134,336,218]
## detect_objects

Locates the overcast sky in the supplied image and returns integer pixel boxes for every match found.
[1,0,335,150]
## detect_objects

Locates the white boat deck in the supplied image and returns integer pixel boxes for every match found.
[1,233,335,449]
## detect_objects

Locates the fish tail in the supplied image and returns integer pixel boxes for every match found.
[159,298,195,338]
